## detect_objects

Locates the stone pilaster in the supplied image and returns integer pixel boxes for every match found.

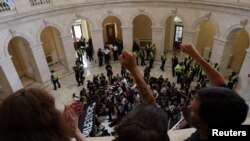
[91,29,105,59]
[210,38,227,73]
[235,48,250,100]
[121,26,133,51]
[61,34,76,71]
[152,27,165,61]
[0,57,23,93]
[30,44,51,83]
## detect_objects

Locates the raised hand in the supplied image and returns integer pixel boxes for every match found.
[180,43,199,58]
[119,50,137,72]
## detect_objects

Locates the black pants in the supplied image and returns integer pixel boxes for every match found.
[160,61,166,71]
[99,58,103,66]
[53,79,61,90]
[75,73,84,86]
[228,82,235,89]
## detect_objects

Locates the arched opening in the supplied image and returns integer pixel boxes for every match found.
[41,26,67,71]
[71,19,93,66]
[195,20,217,60]
[221,28,249,75]
[102,16,123,61]
[102,16,123,44]
[133,14,152,48]
[164,16,184,52]
[8,36,36,86]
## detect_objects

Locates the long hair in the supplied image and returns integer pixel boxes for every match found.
[113,104,170,141]
[0,88,70,141]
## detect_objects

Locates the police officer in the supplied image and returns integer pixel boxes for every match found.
[51,70,61,90]
[172,53,179,77]
[97,48,103,67]
[139,47,146,66]
[160,52,167,71]
[133,51,139,65]
[148,50,155,69]
[228,71,238,89]
[174,62,185,84]
[77,46,84,62]
[73,60,85,86]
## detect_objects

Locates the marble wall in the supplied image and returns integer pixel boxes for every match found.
[0,0,250,99]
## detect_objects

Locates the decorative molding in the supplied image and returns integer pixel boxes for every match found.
[139,8,145,14]
[171,8,177,15]
[8,29,15,37]
[91,29,103,34]
[205,12,212,20]
[214,37,227,46]
[75,13,82,19]
[107,10,113,15]
[60,34,72,40]
[151,26,164,32]
[121,26,133,30]
[43,19,47,26]
[240,19,248,28]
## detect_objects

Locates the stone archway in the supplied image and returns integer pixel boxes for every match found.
[41,26,68,71]
[8,36,36,86]
[133,14,152,48]
[195,20,217,59]
[102,16,123,44]
[220,28,249,75]
[71,19,94,66]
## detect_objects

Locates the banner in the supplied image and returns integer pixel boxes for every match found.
[78,102,97,136]
[4,0,15,10]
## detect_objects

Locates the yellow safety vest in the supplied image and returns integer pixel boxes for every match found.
[51,72,58,80]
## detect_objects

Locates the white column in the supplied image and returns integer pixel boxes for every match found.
[235,48,250,99]
[121,26,133,51]
[61,34,76,71]
[30,44,51,83]
[91,29,104,58]
[152,27,165,61]
[0,57,23,93]
[182,30,195,44]
[210,38,227,72]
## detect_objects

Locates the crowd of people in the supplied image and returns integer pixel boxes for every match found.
[0,43,248,141]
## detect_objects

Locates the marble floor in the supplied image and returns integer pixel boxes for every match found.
[45,53,180,111]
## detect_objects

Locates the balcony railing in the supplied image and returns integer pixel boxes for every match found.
[0,2,11,13]
[0,0,250,19]
[30,0,51,7]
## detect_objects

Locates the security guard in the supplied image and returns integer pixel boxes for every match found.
[160,52,167,71]
[77,46,84,62]
[148,49,155,69]
[73,60,85,86]
[133,51,139,65]
[51,70,61,90]
[175,62,185,84]
[172,53,179,77]
[139,48,146,66]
